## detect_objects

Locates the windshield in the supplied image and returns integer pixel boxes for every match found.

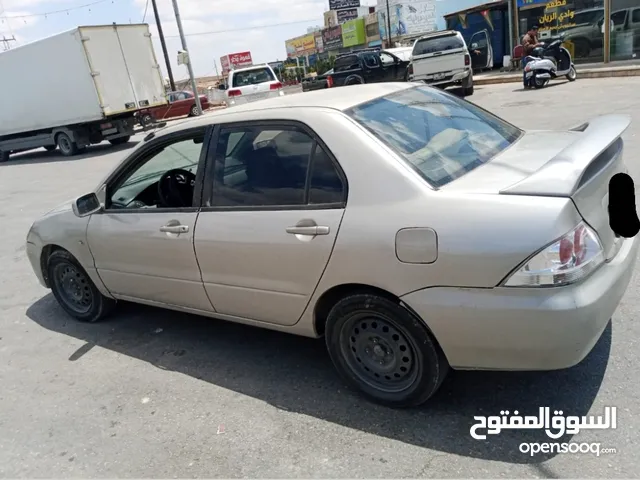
[346,86,522,188]
[232,67,275,87]
[413,34,465,56]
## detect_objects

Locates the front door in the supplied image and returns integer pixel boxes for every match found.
[87,128,214,312]
[194,122,347,326]
[361,52,386,83]
[379,51,403,80]
[470,30,492,70]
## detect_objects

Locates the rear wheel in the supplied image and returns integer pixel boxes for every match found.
[47,250,115,323]
[346,76,364,86]
[56,132,78,156]
[325,293,449,408]
[109,136,131,146]
[532,74,548,89]
[140,113,154,126]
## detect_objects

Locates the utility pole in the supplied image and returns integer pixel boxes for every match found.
[1,35,16,51]
[171,0,202,114]
[151,0,176,91]
[385,0,393,49]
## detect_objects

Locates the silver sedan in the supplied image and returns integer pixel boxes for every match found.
[26,83,638,408]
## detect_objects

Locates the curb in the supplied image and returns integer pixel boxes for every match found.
[474,66,640,85]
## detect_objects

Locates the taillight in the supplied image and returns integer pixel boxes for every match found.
[270,82,283,90]
[227,89,242,97]
[408,64,413,75]
[326,75,333,88]
[465,54,470,66]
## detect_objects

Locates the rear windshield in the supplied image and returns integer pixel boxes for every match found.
[413,34,465,56]
[232,67,275,87]
[346,85,522,188]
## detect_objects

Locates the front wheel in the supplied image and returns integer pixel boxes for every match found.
[189,105,200,117]
[48,250,115,323]
[109,136,131,146]
[325,293,449,408]
[566,66,577,82]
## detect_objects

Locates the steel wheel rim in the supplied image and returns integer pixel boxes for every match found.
[339,312,420,393]
[52,262,93,314]
[569,67,576,80]
[58,135,71,154]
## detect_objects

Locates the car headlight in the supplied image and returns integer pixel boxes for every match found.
[503,222,605,287]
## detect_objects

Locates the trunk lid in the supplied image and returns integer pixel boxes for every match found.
[443,115,631,259]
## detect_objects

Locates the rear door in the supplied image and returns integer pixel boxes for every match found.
[194,122,347,326]
[411,33,467,79]
[114,24,167,109]
[470,30,492,70]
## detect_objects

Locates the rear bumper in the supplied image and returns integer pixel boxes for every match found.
[401,235,639,371]
[227,90,285,106]
[410,68,471,87]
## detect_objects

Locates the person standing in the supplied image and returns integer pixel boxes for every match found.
[521,25,544,88]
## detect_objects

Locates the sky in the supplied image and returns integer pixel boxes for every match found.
[0,0,483,79]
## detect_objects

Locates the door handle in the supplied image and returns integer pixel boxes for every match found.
[286,225,330,236]
[160,224,189,234]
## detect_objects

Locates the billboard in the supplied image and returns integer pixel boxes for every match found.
[322,25,343,51]
[365,12,380,44]
[314,31,324,53]
[377,0,437,39]
[324,10,338,27]
[329,0,361,9]
[342,18,366,47]
[337,8,359,24]
[285,34,316,58]
[220,51,253,74]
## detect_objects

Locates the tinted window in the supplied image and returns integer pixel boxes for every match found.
[232,67,275,87]
[472,34,488,48]
[309,147,344,204]
[633,9,640,22]
[334,55,360,72]
[346,86,522,188]
[363,53,379,68]
[612,10,627,25]
[413,34,464,56]
[212,127,313,207]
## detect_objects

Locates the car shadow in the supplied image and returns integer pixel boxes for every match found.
[26,294,611,464]
[0,141,139,167]
[512,81,570,93]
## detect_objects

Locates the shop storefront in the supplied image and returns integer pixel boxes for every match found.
[365,12,382,47]
[516,0,640,64]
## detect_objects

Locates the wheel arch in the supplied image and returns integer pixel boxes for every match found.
[39,244,67,288]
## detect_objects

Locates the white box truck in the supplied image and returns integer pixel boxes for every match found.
[0,24,167,162]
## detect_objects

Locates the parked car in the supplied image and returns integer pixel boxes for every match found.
[26,83,637,408]
[557,6,640,58]
[302,69,334,92]
[218,64,284,106]
[137,91,209,125]
[326,49,410,87]
[407,30,476,96]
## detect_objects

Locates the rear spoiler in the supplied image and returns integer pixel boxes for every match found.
[500,114,631,197]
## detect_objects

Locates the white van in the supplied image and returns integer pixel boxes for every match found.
[220,64,285,106]
[407,30,475,96]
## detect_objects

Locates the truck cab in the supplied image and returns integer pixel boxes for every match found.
[326,49,410,87]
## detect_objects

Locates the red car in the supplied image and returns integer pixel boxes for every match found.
[137,90,209,125]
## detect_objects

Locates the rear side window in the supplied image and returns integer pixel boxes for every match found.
[346,85,522,188]
[232,67,275,87]
[413,34,465,56]
[334,55,359,72]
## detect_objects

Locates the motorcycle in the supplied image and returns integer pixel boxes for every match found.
[524,38,577,89]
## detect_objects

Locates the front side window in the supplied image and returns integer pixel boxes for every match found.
[346,86,522,188]
[211,125,345,207]
[363,53,379,68]
[379,52,395,64]
[413,34,465,56]
[108,133,204,210]
[231,68,275,87]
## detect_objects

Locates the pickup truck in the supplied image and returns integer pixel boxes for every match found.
[326,49,410,88]
[302,69,333,92]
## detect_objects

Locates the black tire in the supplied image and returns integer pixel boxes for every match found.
[44,145,57,152]
[189,105,200,117]
[325,293,449,408]
[463,85,474,96]
[109,136,131,146]
[532,75,548,89]
[47,249,115,323]
[56,132,78,156]
[566,65,577,82]
[346,77,364,86]
[0,150,9,163]
[140,113,153,126]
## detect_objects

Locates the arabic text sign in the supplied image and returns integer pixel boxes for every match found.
[517,0,548,7]
[329,0,361,10]
[337,8,359,24]
[285,34,316,58]
[470,407,617,441]
[322,25,344,50]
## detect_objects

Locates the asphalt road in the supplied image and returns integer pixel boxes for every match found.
[1,77,640,478]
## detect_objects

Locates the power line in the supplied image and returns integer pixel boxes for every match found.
[0,0,115,19]
[164,18,320,38]
[142,0,150,23]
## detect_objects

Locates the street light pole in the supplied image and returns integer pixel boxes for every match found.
[151,0,176,91]
[171,0,202,114]
[385,0,393,48]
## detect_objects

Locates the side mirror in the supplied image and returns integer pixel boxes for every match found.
[72,192,102,217]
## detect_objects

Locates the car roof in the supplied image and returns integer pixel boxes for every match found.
[230,64,272,74]
[151,83,415,138]
[416,30,460,40]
